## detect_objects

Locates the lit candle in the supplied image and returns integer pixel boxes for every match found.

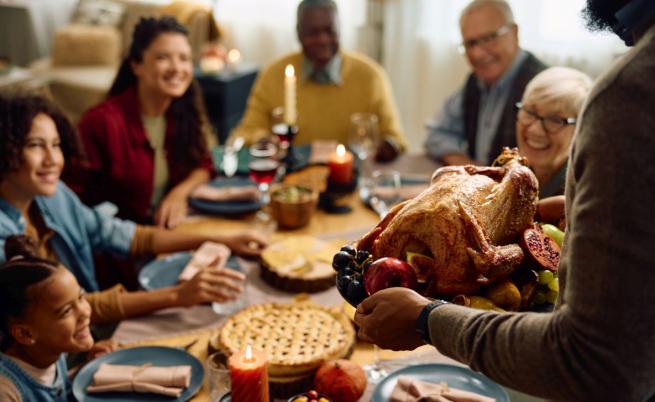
[284,64,297,125]
[228,344,269,402]
[227,48,241,69]
[328,144,354,184]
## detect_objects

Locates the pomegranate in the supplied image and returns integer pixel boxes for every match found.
[520,224,560,272]
[313,359,367,402]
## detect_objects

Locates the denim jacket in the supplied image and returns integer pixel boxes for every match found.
[0,353,69,402]
[0,182,136,291]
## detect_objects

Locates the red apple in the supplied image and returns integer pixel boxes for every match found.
[364,257,418,295]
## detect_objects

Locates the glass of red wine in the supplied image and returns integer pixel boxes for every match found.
[249,139,279,210]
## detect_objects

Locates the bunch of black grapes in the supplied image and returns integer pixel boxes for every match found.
[332,245,371,307]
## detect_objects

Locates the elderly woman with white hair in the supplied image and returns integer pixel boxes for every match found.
[515,66,592,198]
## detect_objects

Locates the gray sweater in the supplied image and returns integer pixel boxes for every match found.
[429,24,655,401]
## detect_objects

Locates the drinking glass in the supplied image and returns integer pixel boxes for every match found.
[366,343,389,385]
[207,352,230,402]
[349,113,379,175]
[249,139,279,206]
[367,170,401,219]
[211,273,247,316]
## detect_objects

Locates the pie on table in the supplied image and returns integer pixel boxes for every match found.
[261,235,342,293]
[213,302,355,398]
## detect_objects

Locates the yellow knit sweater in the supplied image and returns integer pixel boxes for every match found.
[230,51,407,150]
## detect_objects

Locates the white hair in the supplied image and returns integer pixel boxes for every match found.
[521,67,593,116]
[460,0,515,25]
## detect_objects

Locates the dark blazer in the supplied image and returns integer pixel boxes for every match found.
[463,52,547,164]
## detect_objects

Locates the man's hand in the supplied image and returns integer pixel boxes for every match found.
[354,288,431,351]
[375,138,401,163]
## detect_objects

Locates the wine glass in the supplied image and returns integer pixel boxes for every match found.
[349,113,379,176]
[368,170,402,219]
[249,139,279,212]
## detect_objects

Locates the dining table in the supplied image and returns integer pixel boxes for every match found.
[109,152,542,402]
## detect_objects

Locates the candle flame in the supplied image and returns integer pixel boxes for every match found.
[336,144,346,157]
[227,49,241,64]
[245,344,254,362]
[285,64,295,78]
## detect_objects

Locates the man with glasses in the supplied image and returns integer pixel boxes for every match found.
[356,0,655,399]
[425,0,547,166]
[230,0,407,162]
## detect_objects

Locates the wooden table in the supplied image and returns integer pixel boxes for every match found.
[111,154,448,401]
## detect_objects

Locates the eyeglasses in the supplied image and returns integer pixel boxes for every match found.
[458,24,512,54]
[515,102,577,134]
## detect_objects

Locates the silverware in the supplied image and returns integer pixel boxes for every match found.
[223,137,244,177]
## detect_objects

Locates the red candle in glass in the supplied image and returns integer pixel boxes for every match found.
[228,345,269,402]
[328,144,354,184]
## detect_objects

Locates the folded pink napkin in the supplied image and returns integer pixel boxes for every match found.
[390,376,496,402]
[86,363,192,397]
[178,241,231,281]
[191,184,259,202]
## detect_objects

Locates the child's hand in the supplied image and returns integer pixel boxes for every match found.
[87,339,118,361]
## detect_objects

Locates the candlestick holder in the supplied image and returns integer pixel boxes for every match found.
[319,175,358,214]
[274,124,300,171]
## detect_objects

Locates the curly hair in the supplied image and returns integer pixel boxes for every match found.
[0,93,80,182]
[0,235,59,350]
[108,16,211,172]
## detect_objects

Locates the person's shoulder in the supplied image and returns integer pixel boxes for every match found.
[343,51,383,72]
[260,52,303,76]
[79,91,128,127]
[591,28,655,104]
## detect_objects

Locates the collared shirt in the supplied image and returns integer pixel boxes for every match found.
[424,49,528,163]
[0,182,136,291]
[302,53,342,85]
[474,50,528,161]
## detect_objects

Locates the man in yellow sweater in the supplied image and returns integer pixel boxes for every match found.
[230,0,407,162]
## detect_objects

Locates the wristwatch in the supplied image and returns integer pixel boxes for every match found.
[415,299,449,345]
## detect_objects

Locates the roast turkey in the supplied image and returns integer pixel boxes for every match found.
[357,148,539,296]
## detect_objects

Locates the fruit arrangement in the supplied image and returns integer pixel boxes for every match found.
[333,246,418,307]
[288,390,330,402]
[333,223,565,311]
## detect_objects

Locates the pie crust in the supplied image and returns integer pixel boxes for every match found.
[216,302,355,378]
[260,236,340,293]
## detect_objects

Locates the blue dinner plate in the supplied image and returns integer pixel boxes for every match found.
[188,176,261,215]
[73,346,204,402]
[372,363,509,402]
[138,252,242,290]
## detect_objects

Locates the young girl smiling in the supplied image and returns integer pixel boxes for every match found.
[0,235,94,402]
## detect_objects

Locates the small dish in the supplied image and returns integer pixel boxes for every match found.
[287,390,331,402]
[270,185,318,229]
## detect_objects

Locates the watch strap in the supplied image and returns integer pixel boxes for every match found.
[416,299,449,344]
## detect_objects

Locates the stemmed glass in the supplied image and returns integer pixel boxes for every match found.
[249,139,279,213]
[349,113,380,177]
[368,170,402,219]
